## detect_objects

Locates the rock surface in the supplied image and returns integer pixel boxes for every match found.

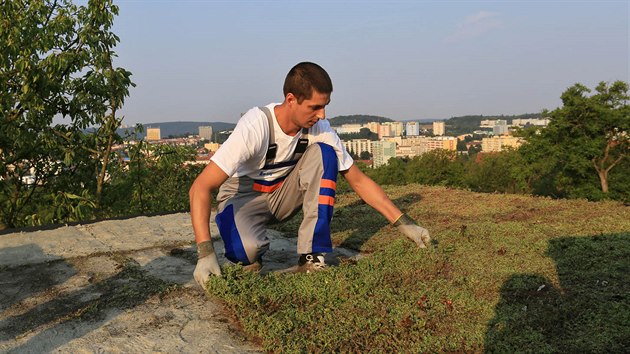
[0,213,359,353]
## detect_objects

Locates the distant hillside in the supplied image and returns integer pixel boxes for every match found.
[445,113,542,135]
[118,121,236,139]
[328,115,394,126]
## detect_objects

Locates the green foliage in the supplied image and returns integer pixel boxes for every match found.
[102,143,203,216]
[465,149,530,194]
[366,157,408,185]
[520,81,629,200]
[0,0,133,228]
[405,150,464,187]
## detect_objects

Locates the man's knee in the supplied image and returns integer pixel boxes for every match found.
[240,237,269,264]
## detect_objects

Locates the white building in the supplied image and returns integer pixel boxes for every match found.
[433,121,445,136]
[511,118,550,127]
[493,120,509,135]
[480,119,499,128]
[342,139,373,157]
[405,121,420,136]
[334,124,364,135]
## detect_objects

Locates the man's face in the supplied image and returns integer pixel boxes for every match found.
[289,90,331,129]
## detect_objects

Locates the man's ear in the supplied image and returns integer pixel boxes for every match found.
[286,92,297,105]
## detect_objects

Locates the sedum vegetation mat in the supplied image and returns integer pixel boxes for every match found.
[206,184,629,353]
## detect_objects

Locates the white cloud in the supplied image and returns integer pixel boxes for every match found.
[445,11,503,43]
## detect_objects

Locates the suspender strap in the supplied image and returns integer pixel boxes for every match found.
[259,106,277,165]
[258,106,309,167]
[293,128,309,160]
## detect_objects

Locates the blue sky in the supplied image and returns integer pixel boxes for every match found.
[109,0,629,124]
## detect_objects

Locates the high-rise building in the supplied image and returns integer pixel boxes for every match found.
[199,126,213,140]
[405,122,420,136]
[366,122,380,134]
[372,141,396,168]
[146,127,161,141]
[390,122,404,137]
[378,124,392,139]
[492,120,509,135]
[433,121,445,136]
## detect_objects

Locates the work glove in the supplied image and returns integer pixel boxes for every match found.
[393,213,431,248]
[193,241,221,288]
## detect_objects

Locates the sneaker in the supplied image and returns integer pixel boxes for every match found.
[226,259,262,273]
[296,253,326,273]
[242,260,262,273]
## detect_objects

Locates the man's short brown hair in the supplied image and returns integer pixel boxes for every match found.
[283,62,333,103]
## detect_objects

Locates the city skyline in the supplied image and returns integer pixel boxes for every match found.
[96,0,627,125]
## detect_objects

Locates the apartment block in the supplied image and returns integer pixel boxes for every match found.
[493,123,509,136]
[372,141,396,168]
[204,142,221,152]
[366,122,380,134]
[199,126,213,140]
[433,121,445,136]
[425,136,457,151]
[334,124,363,134]
[481,136,523,152]
[390,122,404,137]
[342,139,373,157]
[378,124,392,139]
[511,118,550,127]
[146,127,161,141]
[396,136,457,157]
[480,119,499,128]
[405,121,420,136]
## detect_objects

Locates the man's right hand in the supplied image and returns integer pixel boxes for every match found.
[393,213,431,248]
[193,241,222,288]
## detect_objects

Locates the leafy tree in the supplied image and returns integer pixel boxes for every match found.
[103,143,202,215]
[0,0,133,228]
[464,149,530,194]
[405,149,463,186]
[366,157,408,185]
[521,81,629,199]
[359,151,372,160]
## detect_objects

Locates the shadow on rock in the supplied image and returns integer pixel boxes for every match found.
[0,244,77,315]
[0,255,179,353]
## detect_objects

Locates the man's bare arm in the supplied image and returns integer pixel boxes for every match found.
[341,163,431,248]
[189,161,229,244]
[340,164,402,223]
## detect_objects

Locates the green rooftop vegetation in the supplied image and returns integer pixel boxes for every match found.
[206,184,629,352]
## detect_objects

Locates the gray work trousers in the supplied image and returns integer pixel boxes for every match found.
[214,143,339,265]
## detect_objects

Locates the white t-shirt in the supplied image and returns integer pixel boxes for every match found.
[211,103,354,182]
